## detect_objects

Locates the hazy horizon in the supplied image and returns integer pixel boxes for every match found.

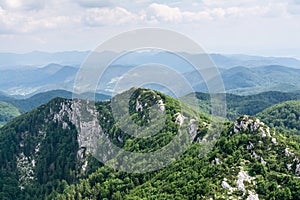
[1,50,300,61]
[1,0,300,59]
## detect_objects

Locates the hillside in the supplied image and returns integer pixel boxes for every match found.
[0,88,207,199]
[192,91,300,120]
[123,116,300,199]
[0,102,20,127]
[257,100,300,135]
[1,89,299,128]
[55,116,300,199]
[0,88,300,199]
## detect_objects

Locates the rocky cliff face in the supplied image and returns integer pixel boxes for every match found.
[4,88,204,194]
[52,99,102,172]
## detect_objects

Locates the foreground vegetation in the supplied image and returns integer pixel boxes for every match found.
[0,89,300,199]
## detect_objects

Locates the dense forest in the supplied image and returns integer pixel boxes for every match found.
[0,88,300,199]
[191,91,300,120]
[0,102,20,127]
[257,100,300,135]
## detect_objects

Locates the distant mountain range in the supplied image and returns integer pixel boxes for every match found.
[1,51,300,69]
[0,89,110,127]
[209,53,300,69]
[2,63,300,96]
[1,89,110,112]
[185,65,300,95]
[0,51,89,68]
[1,51,300,96]
[0,63,77,96]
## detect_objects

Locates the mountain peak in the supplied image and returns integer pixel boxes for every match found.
[232,115,274,138]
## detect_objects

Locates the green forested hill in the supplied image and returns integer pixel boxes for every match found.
[55,116,300,199]
[192,91,300,120]
[0,88,207,199]
[1,89,299,128]
[257,100,300,135]
[0,101,20,127]
[0,88,300,199]
[0,97,82,199]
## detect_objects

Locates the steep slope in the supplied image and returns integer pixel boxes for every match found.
[126,116,300,199]
[0,88,207,200]
[1,88,300,200]
[0,97,83,200]
[257,100,300,135]
[54,115,300,199]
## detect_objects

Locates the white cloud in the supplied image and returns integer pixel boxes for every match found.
[0,1,296,33]
[147,3,182,22]
[74,0,113,8]
[0,0,299,57]
[144,2,295,23]
[24,16,74,32]
[83,7,141,26]
[201,0,263,8]
[0,0,45,11]
[0,7,24,33]
[0,6,76,34]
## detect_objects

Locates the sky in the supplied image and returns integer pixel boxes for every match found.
[0,0,300,58]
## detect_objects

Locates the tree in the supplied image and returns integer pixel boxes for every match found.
[112,191,123,200]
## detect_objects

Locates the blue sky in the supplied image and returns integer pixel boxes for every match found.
[0,0,300,58]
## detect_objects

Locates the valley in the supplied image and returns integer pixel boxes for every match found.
[2,0,300,198]
[1,51,300,200]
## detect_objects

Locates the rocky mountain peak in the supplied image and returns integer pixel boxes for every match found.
[232,115,275,138]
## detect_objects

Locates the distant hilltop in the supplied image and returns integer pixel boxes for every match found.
[1,51,300,69]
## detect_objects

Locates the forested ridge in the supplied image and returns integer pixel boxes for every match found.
[0,88,300,199]
[257,100,300,136]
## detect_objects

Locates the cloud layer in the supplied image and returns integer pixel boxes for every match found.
[0,0,299,34]
[0,0,300,57]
